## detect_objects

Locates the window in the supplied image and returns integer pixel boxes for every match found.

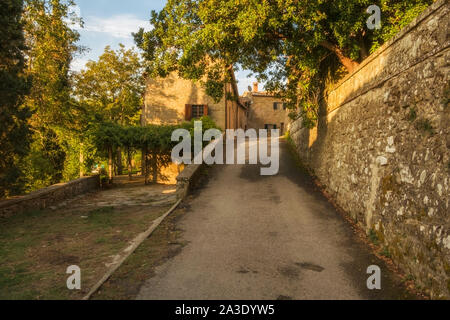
[273,102,285,110]
[192,105,204,118]
[185,104,208,120]
[283,103,287,110]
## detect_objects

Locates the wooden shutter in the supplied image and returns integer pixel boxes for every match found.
[203,105,209,116]
[185,104,192,121]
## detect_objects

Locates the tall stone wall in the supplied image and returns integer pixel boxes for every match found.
[290,0,449,298]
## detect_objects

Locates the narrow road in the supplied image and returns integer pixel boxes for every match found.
[137,139,413,300]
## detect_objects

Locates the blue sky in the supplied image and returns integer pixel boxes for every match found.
[71,0,256,95]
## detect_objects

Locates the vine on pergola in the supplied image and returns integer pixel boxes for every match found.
[90,117,218,184]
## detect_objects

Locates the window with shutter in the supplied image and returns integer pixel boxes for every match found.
[185,104,192,121]
[191,105,204,118]
[186,104,209,120]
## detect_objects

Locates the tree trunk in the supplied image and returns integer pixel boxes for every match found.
[127,147,132,181]
[108,146,113,184]
[152,151,158,184]
[79,143,84,178]
[359,44,369,61]
[358,33,369,61]
[117,147,123,176]
[142,146,148,184]
[320,41,360,73]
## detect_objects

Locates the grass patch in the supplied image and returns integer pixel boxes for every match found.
[0,182,173,300]
[86,206,119,226]
[380,247,392,259]
[404,274,416,282]
[369,229,380,245]
[91,205,187,300]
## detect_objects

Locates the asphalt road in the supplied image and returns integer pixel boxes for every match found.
[137,139,413,300]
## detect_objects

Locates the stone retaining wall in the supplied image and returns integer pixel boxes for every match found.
[176,164,203,200]
[0,176,100,218]
[290,0,449,298]
[175,134,224,199]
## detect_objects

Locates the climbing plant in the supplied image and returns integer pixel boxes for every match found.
[89,116,218,184]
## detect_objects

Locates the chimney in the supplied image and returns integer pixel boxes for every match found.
[253,82,259,93]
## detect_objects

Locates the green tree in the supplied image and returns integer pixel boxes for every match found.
[0,0,32,198]
[75,44,145,176]
[135,0,433,127]
[74,44,145,125]
[21,0,84,191]
[23,0,82,126]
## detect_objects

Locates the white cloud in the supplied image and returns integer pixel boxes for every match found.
[82,14,152,39]
[69,3,81,18]
[65,4,83,29]
[236,76,260,95]
[71,58,89,72]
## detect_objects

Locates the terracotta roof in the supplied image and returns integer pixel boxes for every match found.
[252,92,276,97]
[241,91,277,98]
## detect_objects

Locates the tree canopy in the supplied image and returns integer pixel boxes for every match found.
[0,0,32,197]
[19,0,85,191]
[22,0,82,127]
[0,0,435,197]
[135,0,433,127]
[74,44,145,125]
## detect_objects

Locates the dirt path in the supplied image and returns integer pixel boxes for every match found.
[137,139,415,300]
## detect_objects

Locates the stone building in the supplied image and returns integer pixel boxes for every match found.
[243,83,290,135]
[142,72,247,130]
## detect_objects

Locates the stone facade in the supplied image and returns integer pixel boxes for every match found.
[0,175,100,218]
[142,72,247,185]
[142,72,247,130]
[243,83,290,134]
[290,0,449,298]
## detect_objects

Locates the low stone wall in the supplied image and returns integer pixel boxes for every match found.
[176,164,203,200]
[290,0,449,298]
[175,133,224,199]
[0,176,100,218]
